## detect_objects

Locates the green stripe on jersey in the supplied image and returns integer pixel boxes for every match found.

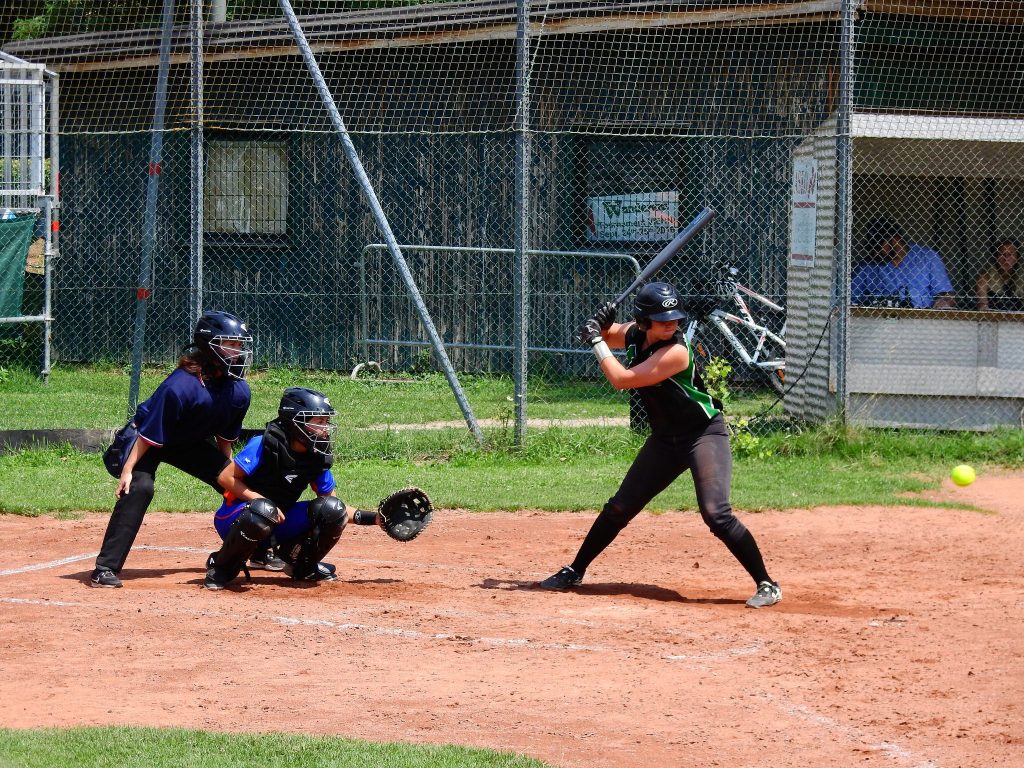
[666,341,720,420]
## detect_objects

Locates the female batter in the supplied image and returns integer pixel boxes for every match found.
[539,282,781,608]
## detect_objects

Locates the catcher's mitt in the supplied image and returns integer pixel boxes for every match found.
[378,487,433,542]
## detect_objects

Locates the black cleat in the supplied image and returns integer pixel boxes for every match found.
[539,565,582,590]
[89,568,122,588]
[248,548,287,572]
[203,552,230,591]
[292,562,338,583]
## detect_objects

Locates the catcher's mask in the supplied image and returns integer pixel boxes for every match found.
[633,281,686,330]
[278,387,336,455]
[193,310,253,380]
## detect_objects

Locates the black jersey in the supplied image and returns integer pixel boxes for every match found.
[624,325,722,436]
[231,420,333,511]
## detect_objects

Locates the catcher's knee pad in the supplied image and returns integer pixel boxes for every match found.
[214,507,276,580]
[248,497,279,525]
[287,498,346,579]
[307,496,347,533]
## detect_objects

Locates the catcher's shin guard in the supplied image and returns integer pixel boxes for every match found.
[289,496,346,579]
[210,499,277,585]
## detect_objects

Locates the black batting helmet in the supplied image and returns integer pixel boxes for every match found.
[278,387,336,455]
[193,310,253,380]
[633,282,686,328]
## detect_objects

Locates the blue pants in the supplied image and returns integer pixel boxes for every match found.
[214,499,314,547]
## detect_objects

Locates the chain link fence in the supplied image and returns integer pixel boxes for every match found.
[3,1,1023,435]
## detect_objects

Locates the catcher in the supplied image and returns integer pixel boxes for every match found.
[203,386,432,590]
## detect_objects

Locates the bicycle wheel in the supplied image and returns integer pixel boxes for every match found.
[761,361,786,395]
[752,337,786,395]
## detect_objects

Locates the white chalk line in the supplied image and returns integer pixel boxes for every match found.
[755,693,940,768]
[0,552,99,576]
[272,615,611,653]
[0,547,738,646]
[0,546,545,579]
[0,593,612,655]
[664,643,763,662]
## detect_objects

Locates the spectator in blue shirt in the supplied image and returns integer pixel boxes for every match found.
[852,217,956,309]
[90,310,253,589]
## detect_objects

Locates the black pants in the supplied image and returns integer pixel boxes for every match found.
[614,416,739,533]
[571,415,771,584]
[95,440,229,573]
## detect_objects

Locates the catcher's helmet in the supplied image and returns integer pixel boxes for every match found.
[633,282,686,327]
[279,387,336,455]
[193,310,253,380]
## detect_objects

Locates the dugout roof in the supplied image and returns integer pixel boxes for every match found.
[11,0,1019,74]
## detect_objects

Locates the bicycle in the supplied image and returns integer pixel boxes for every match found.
[684,261,787,395]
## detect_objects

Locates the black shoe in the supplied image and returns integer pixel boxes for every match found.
[248,548,287,572]
[292,562,338,583]
[203,552,230,591]
[539,565,582,590]
[90,568,122,588]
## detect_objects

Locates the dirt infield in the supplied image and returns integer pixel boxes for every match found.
[1,472,1022,768]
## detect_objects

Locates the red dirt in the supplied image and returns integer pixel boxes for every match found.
[1,472,1023,767]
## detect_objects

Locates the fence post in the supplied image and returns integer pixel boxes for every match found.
[513,0,531,447]
[127,0,175,420]
[834,0,855,422]
[277,0,485,445]
[189,0,205,325]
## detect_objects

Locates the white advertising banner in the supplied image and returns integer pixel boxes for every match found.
[586,191,679,242]
[790,158,818,267]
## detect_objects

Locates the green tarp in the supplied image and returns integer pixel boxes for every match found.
[0,214,36,318]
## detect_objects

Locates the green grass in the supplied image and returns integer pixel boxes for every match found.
[0,362,776,431]
[0,423,1016,515]
[0,727,553,768]
[1,363,1021,515]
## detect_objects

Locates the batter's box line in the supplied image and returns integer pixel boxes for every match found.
[0,594,613,656]
[0,552,99,577]
[754,692,940,768]
[273,614,614,653]
[0,545,550,581]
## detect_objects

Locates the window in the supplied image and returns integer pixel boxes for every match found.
[205,140,288,235]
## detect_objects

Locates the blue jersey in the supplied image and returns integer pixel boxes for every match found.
[852,244,953,309]
[230,432,335,503]
[134,367,250,448]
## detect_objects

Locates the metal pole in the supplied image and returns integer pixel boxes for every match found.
[277,0,484,444]
[512,0,531,447]
[834,0,855,421]
[128,0,175,419]
[43,69,59,384]
[189,0,204,324]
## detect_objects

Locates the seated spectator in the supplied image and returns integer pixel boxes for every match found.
[975,239,1024,312]
[851,217,956,309]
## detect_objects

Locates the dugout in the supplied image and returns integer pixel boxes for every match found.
[787,112,1024,429]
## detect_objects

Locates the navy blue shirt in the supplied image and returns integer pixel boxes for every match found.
[134,367,250,448]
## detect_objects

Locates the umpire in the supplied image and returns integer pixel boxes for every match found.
[539,283,782,608]
[89,311,253,588]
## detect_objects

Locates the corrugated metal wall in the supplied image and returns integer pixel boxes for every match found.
[786,116,838,423]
